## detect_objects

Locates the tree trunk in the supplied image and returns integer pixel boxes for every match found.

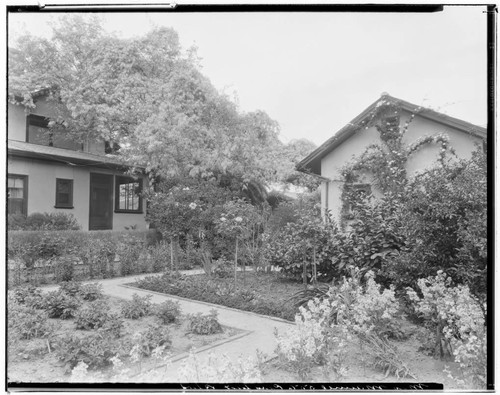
[303,259,307,289]
[234,238,238,286]
[312,245,317,286]
[170,236,174,272]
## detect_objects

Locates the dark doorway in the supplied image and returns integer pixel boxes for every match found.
[89,173,113,230]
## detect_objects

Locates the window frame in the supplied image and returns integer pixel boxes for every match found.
[114,175,143,214]
[55,178,74,209]
[26,114,53,146]
[7,174,28,216]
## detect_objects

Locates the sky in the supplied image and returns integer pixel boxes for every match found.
[8,5,488,146]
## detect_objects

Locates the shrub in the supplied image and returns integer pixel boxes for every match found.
[79,283,104,301]
[131,323,172,357]
[274,296,350,380]
[75,300,112,330]
[187,309,222,335]
[8,296,53,340]
[11,285,44,308]
[121,294,153,319]
[42,290,81,319]
[211,258,233,278]
[53,256,77,282]
[147,241,171,272]
[59,280,83,297]
[118,233,148,276]
[154,300,181,324]
[407,271,486,387]
[8,212,81,231]
[177,350,262,382]
[55,331,123,370]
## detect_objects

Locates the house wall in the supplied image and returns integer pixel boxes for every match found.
[320,112,484,222]
[8,101,106,155]
[8,156,149,231]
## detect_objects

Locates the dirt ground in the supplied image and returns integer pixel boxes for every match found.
[7,295,243,383]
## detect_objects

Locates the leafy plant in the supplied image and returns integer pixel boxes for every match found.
[187,309,222,335]
[11,285,44,308]
[154,300,181,324]
[8,296,53,340]
[74,299,117,331]
[132,323,172,357]
[7,212,81,231]
[55,331,123,370]
[360,333,416,379]
[79,283,104,301]
[121,294,153,319]
[42,290,81,319]
[59,280,83,297]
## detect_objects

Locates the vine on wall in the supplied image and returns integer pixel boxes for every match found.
[339,98,457,225]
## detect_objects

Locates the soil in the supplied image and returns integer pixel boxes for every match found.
[262,321,465,389]
[7,295,243,383]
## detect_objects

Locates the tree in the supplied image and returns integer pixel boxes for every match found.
[9,15,291,189]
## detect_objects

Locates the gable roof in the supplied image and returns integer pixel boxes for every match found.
[296,94,487,176]
[8,139,143,171]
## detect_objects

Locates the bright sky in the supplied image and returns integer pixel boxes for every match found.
[8,6,488,146]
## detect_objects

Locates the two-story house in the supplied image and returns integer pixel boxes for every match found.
[297,94,487,222]
[7,90,149,231]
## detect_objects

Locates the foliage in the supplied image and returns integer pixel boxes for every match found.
[74,300,123,334]
[118,233,148,275]
[360,333,416,379]
[8,295,53,340]
[42,290,81,319]
[384,148,487,301]
[264,205,340,282]
[120,294,153,319]
[274,296,350,380]
[135,273,297,321]
[210,258,233,278]
[59,280,83,297]
[7,212,81,231]
[131,324,172,357]
[55,331,123,371]
[11,285,44,308]
[407,271,486,387]
[187,309,222,335]
[154,300,181,324]
[79,283,105,301]
[177,350,262,383]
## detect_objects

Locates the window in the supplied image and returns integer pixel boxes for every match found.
[55,179,74,208]
[115,176,143,213]
[8,174,28,215]
[26,114,52,146]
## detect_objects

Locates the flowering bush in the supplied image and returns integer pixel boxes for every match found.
[177,350,262,382]
[275,296,350,380]
[407,271,486,388]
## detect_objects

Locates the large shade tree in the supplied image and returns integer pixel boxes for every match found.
[9,14,306,190]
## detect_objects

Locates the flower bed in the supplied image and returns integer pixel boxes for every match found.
[133,271,301,321]
[7,284,242,383]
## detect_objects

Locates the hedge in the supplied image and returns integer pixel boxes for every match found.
[7,229,164,287]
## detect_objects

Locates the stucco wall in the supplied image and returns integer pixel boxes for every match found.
[8,156,148,231]
[8,103,27,142]
[320,112,484,222]
[8,101,106,154]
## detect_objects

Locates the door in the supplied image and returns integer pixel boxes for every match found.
[89,173,113,230]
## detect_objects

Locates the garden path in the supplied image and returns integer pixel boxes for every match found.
[42,270,295,381]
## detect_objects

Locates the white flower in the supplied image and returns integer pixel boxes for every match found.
[220,217,227,222]
[182,187,190,191]
[189,202,197,210]
[235,217,243,223]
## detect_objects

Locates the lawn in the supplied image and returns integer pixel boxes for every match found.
[133,270,306,321]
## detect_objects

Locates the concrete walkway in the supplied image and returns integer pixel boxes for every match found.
[42,270,295,381]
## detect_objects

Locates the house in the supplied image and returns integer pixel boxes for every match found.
[296,94,487,222]
[7,91,149,231]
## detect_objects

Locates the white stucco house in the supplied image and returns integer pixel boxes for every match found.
[7,90,149,231]
[296,94,487,222]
